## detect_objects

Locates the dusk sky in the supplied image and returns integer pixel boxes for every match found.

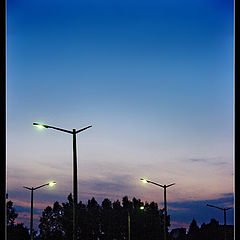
[7,0,234,230]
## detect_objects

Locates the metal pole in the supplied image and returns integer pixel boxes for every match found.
[224,209,226,225]
[223,208,227,240]
[224,209,227,240]
[30,188,34,240]
[163,186,167,240]
[128,211,131,240]
[73,129,77,240]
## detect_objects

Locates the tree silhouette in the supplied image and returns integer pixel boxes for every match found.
[6,199,30,240]
[36,194,168,239]
[86,197,101,239]
[185,217,234,240]
[112,199,125,239]
[62,193,73,239]
[100,198,113,239]
[143,202,165,240]
[187,218,200,240]
[7,223,31,240]
[38,202,64,240]
[200,218,224,240]
[6,195,234,240]
[7,200,18,226]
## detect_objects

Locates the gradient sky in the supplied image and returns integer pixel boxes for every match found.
[7,0,234,230]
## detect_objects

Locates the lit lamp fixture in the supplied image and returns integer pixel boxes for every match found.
[48,181,57,187]
[140,178,148,184]
[32,123,47,129]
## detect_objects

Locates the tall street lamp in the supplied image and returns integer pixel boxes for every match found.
[33,122,92,240]
[140,178,175,240]
[23,181,56,240]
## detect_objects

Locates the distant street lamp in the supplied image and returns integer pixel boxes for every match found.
[206,204,232,225]
[23,181,56,240]
[206,204,232,240]
[33,122,92,240]
[140,178,175,240]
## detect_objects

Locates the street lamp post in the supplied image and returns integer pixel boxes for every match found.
[140,178,175,240]
[206,204,232,225]
[23,182,56,240]
[33,122,92,240]
[206,204,232,240]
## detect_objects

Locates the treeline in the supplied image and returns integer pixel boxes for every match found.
[6,194,233,240]
[175,218,234,240]
[7,200,30,240]
[7,194,167,240]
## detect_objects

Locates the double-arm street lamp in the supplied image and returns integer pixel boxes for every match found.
[206,204,232,240]
[206,204,232,226]
[23,181,56,240]
[140,178,175,240]
[33,122,92,240]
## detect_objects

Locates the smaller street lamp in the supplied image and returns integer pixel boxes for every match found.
[206,204,232,240]
[140,178,175,240]
[206,204,232,226]
[23,181,56,240]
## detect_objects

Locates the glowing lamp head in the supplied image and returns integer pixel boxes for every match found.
[33,123,47,129]
[140,206,144,210]
[48,182,56,187]
[140,178,148,184]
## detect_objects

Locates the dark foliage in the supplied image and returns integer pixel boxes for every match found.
[7,200,18,226]
[37,194,166,240]
[6,200,31,240]
[6,196,234,240]
[188,218,200,240]
[7,223,31,240]
[184,218,233,240]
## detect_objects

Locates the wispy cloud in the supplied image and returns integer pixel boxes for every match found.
[189,158,207,163]
[188,157,229,166]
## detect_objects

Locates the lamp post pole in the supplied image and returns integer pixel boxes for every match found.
[23,182,56,240]
[128,211,131,240]
[72,128,77,238]
[163,185,167,240]
[140,179,175,240]
[30,188,33,239]
[224,209,227,226]
[33,123,92,240]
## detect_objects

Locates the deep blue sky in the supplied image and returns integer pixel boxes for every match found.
[7,0,234,230]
